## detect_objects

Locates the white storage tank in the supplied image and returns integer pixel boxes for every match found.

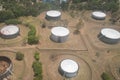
[98,28,120,44]
[50,27,70,43]
[0,25,20,39]
[92,11,106,20]
[46,10,61,21]
[0,56,13,80]
[59,59,79,78]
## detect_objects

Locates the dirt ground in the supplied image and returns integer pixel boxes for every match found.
[0,10,120,80]
[0,51,26,80]
[0,25,29,47]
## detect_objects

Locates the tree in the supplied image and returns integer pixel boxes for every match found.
[26,5,39,17]
[37,3,51,12]
[108,1,119,12]
[61,2,69,11]
[2,0,17,10]
[12,5,27,17]
[87,0,119,12]
[5,19,21,25]
[0,10,15,22]
[72,0,84,3]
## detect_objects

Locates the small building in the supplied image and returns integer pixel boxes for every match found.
[59,59,79,78]
[50,27,70,43]
[98,28,120,44]
[92,11,106,20]
[0,25,20,39]
[46,10,61,21]
[0,56,13,80]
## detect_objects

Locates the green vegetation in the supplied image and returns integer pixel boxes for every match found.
[26,23,39,45]
[0,10,15,22]
[0,0,119,23]
[34,52,40,61]
[28,25,36,36]
[101,72,113,80]
[28,36,39,44]
[87,0,119,12]
[32,52,42,80]
[60,2,69,11]
[5,19,21,25]
[68,0,119,13]
[0,0,51,22]
[16,52,24,61]
[32,61,42,76]
[72,0,82,3]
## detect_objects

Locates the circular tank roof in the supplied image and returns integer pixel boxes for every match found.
[92,11,106,18]
[0,25,19,36]
[46,10,61,17]
[51,27,70,36]
[101,28,120,39]
[60,59,79,73]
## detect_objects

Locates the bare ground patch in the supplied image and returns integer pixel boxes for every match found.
[0,25,29,47]
[0,51,26,80]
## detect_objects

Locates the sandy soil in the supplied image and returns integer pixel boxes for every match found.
[0,10,120,80]
[0,25,29,47]
[0,51,25,80]
[40,51,92,80]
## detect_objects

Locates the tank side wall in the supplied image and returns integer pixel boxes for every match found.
[0,29,19,39]
[92,14,105,20]
[50,34,69,43]
[46,15,61,21]
[98,33,119,44]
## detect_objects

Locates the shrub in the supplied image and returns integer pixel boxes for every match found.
[16,52,24,61]
[27,24,39,45]
[32,61,42,76]
[28,25,36,36]
[32,61,42,80]
[32,51,42,80]
[28,35,39,44]
[5,19,21,25]
[101,72,113,80]
[34,52,39,61]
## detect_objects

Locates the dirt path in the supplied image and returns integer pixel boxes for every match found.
[0,11,120,80]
